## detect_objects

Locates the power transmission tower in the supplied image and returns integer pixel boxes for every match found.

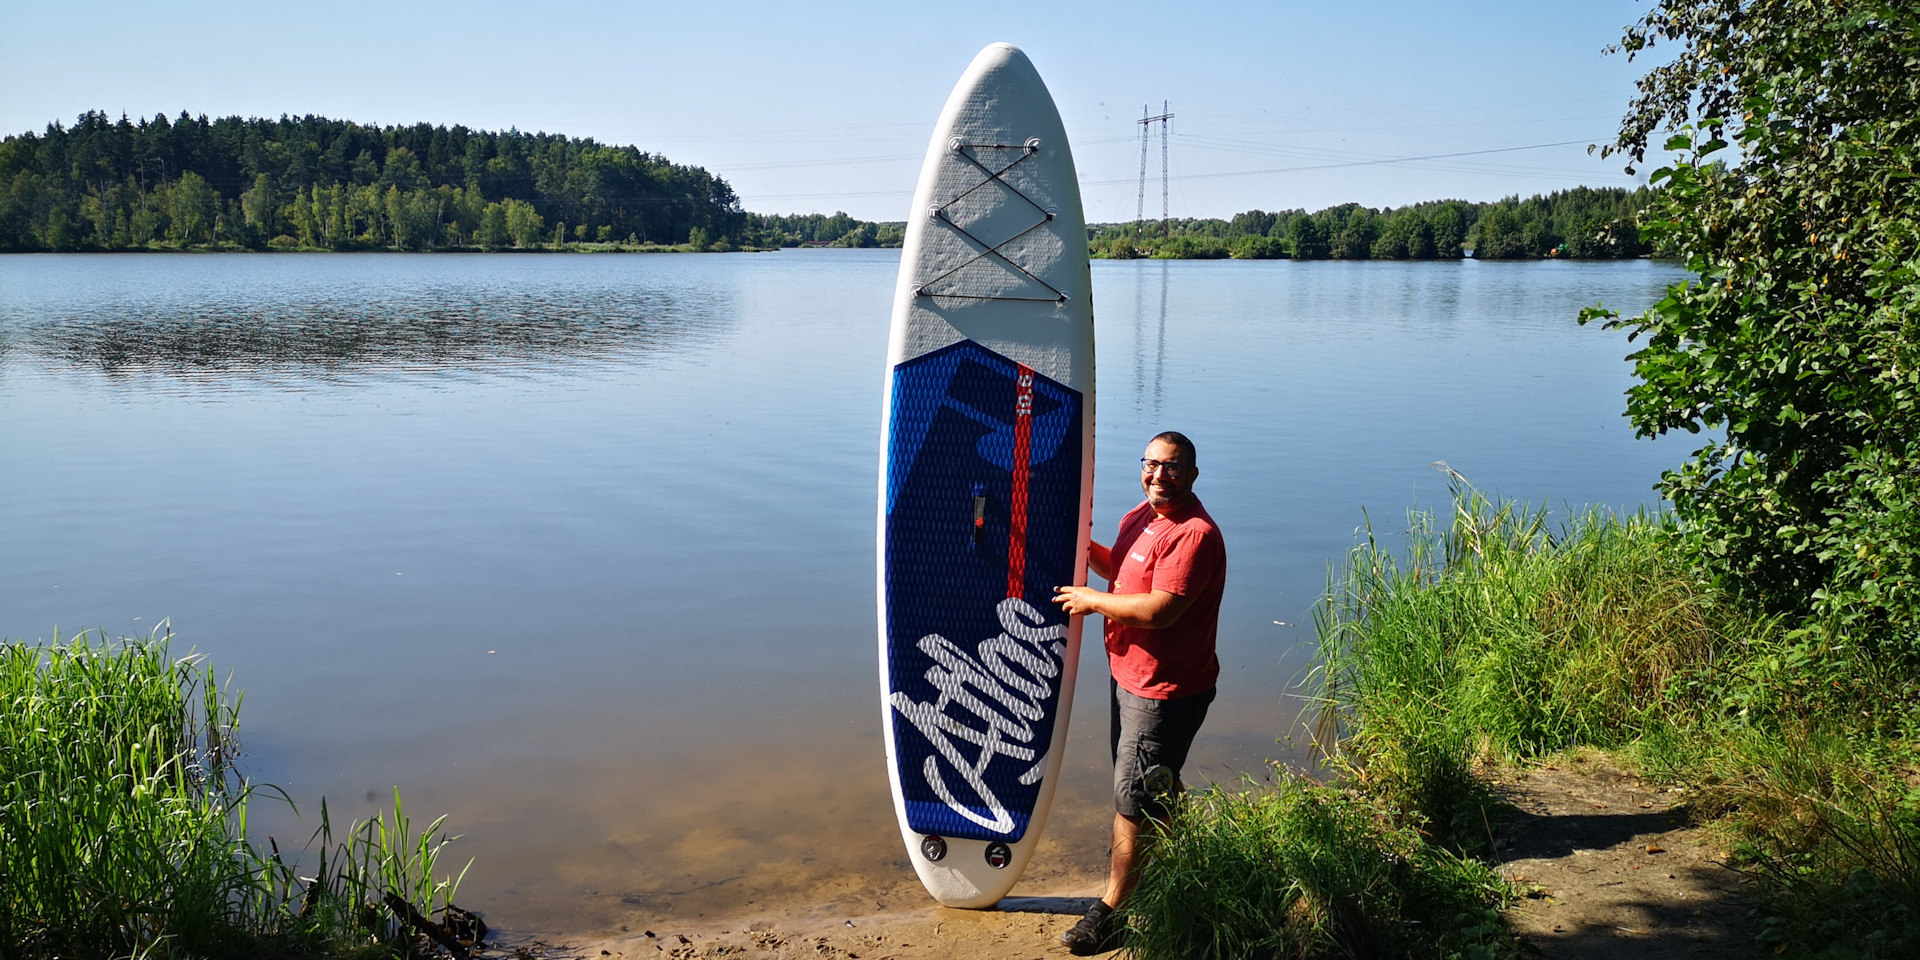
[1135,106,1148,237]
[1136,102,1173,238]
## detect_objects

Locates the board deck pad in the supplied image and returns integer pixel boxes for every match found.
[878,42,1094,908]
[883,341,1081,842]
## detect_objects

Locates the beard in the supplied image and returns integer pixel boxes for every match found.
[1143,477,1187,508]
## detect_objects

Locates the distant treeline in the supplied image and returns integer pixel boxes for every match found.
[0,111,899,252]
[3,112,1646,259]
[743,211,903,249]
[1092,187,1656,260]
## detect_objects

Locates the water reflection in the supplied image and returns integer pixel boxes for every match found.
[1127,260,1169,419]
[1154,260,1168,417]
[0,259,736,389]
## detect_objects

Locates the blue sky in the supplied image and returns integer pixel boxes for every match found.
[1,1,1665,221]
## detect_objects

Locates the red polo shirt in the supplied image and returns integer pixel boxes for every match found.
[1104,496,1226,699]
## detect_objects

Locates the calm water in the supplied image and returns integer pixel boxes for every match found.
[0,251,1690,933]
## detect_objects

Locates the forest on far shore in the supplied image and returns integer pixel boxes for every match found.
[1091,186,1656,260]
[2,111,1651,259]
[0,111,896,252]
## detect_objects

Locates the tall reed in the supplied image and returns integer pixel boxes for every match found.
[0,629,469,959]
[1311,486,1773,840]
[1319,487,1734,756]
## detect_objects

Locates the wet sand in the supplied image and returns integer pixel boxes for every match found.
[567,894,1108,959]
[487,757,1119,958]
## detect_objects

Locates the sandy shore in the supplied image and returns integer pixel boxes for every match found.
[487,824,1116,960]
[558,891,1105,960]
[468,763,1128,960]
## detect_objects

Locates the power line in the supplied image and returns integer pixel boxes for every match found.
[1087,137,1605,186]
[1135,106,1148,234]
[1172,134,1629,181]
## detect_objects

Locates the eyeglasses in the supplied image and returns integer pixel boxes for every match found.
[1140,458,1192,476]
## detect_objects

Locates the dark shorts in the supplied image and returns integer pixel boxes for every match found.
[1109,679,1215,819]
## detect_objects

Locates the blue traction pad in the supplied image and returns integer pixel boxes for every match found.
[884,339,1083,843]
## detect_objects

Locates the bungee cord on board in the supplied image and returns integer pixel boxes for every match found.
[912,139,1067,304]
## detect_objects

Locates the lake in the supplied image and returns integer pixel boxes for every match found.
[0,250,1691,934]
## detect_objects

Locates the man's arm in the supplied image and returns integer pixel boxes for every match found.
[1087,540,1113,582]
[1052,584,1196,629]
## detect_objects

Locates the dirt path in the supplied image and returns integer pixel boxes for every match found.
[1493,756,1754,959]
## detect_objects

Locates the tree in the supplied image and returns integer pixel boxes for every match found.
[1473,204,1540,259]
[1227,209,1277,237]
[350,148,379,184]
[1229,234,1285,259]
[1405,219,1436,259]
[502,198,542,247]
[1371,210,1436,260]
[241,173,275,238]
[1287,214,1329,260]
[1583,0,1920,648]
[168,171,217,244]
[348,185,384,242]
[379,147,423,192]
[478,202,508,249]
[1428,202,1469,258]
[386,186,420,249]
[43,206,77,250]
[1326,205,1378,259]
[833,222,878,248]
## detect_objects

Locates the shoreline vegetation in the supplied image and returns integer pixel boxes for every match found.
[1120,487,1916,959]
[0,631,475,960]
[0,112,1654,261]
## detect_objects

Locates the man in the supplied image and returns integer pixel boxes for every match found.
[1051,431,1226,955]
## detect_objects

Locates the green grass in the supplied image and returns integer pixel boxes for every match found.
[1125,774,1514,960]
[0,629,469,960]
[1312,486,1768,850]
[1319,487,1757,759]
[1313,484,1920,958]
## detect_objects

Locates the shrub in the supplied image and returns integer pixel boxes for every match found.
[1228,235,1287,260]
[1585,0,1920,655]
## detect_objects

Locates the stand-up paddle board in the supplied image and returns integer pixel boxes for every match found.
[877,42,1095,909]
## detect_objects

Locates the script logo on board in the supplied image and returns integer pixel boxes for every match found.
[888,597,1066,835]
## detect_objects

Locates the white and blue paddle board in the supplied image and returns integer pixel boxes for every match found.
[877,42,1095,909]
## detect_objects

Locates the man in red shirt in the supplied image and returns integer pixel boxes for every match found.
[1052,431,1225,954]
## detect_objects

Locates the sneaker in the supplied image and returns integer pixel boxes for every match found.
[1059,901,1119,955]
